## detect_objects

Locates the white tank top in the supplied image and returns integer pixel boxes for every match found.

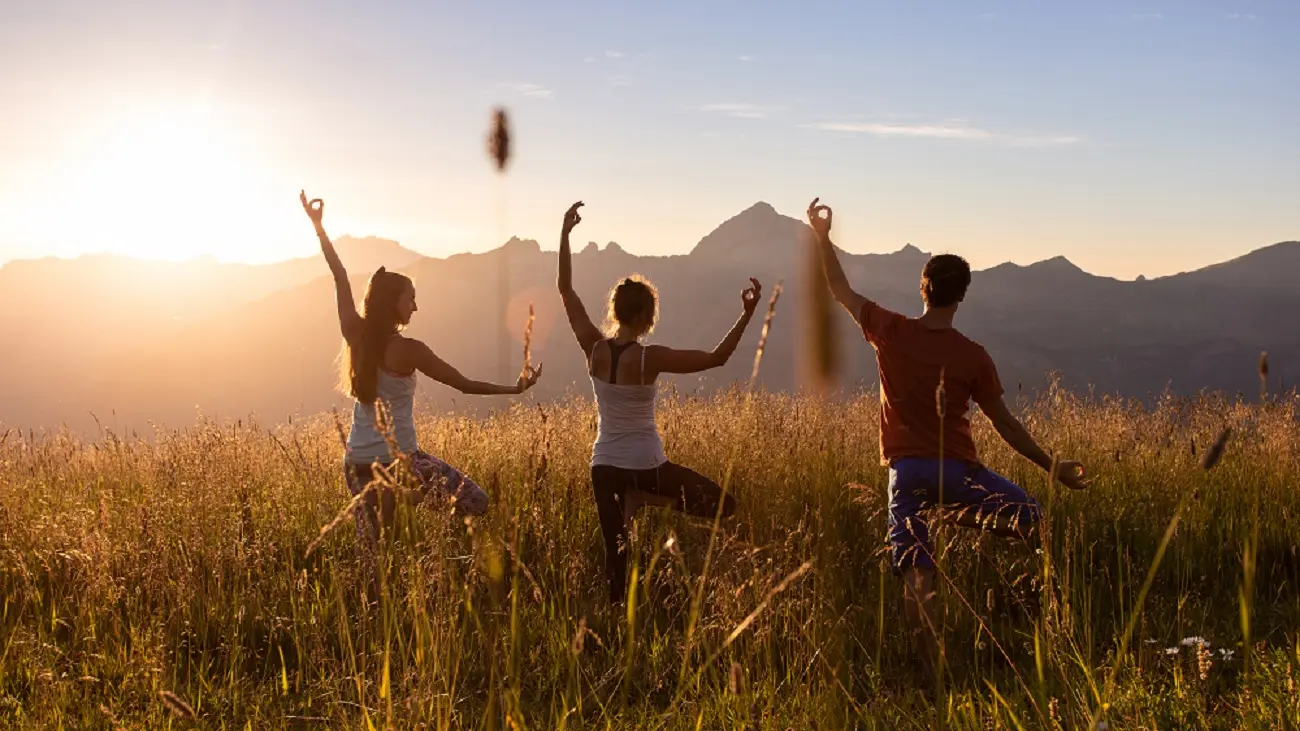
[589,339,667,470]
[345,367,418,465]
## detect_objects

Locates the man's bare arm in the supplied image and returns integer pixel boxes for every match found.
[982,397,1090,489]
[806,198,868,321]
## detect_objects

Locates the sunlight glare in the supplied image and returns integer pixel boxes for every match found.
[60,105,295,262]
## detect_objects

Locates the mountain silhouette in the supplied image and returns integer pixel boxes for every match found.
[0,205,1294,434]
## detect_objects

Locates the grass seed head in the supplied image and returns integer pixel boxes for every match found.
[159,690,196,720]
[523,302,535,373]
[1200,427,1231,470]
[488,107,511,171]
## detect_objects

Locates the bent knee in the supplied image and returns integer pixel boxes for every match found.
[455,485,490,516]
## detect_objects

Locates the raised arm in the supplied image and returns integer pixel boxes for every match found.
[646,279,761,376]
[556,201,603,353]
[393,338,542,396]
[980,396,1090,490]
[301,190,363,341]
[806,198,868,322]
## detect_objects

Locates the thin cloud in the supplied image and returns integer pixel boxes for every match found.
[803,120,1081,147]
[1226,12,1257,20]
[1006,134,1084,148]
[810,122,994,140]
[499,83,553,100]
[605,50,624,59]
[1131,12,1163,21]
[609,76,631,88]
[700,103,775,119]
[583,56,596,63]
[737,55,755,62]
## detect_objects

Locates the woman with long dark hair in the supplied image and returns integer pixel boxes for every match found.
[301,191,541,549]
[555,201,761,603]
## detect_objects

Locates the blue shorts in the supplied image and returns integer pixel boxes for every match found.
[887,458,1041,572]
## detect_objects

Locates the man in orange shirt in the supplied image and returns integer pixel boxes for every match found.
[805,198,1089,663]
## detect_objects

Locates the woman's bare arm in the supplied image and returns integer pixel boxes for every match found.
[301,190,363,341]
[646,278,761,376]
[392,338,542,396]
[556,201,603,354]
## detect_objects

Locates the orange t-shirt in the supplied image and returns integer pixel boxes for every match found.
[858,300,1003,467]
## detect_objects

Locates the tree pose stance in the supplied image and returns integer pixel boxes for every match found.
[805,197,1089,666]
[556,201,761,603]
[301,190,541,555]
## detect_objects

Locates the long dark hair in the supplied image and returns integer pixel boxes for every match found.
[339,266,413,404]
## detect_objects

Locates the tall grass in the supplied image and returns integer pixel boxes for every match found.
[1,384,1299,728]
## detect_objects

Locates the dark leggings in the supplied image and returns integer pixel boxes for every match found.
[591,461,737,602]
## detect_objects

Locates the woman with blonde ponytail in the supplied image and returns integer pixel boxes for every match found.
[301,191,542,548]
[555,201,761,603]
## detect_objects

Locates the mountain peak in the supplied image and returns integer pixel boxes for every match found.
[333,236,426,270]
[1028,255,1083,274]
[501,236,541,254]
[688,202,806,263]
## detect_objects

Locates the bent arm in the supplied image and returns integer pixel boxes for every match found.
[647,308,755,375]
[405,340,523,395]
[981,397,1054,472]
[811,230,868,325]
[557,226,602,352]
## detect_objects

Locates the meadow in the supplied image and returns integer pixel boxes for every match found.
[2,382,1299,729]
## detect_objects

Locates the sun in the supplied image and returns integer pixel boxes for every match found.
[61,105,290,262]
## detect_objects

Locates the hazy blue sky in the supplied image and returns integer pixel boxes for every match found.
[0,0,1295,278]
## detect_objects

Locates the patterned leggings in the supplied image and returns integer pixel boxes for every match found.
[344,450,490,551]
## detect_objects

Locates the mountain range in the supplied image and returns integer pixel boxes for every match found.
[1,202,1295,434]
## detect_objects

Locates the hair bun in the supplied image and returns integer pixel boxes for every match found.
[376,266,387,275]
[623,277,634,286]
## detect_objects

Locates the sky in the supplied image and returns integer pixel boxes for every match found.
[0,0,1296,279]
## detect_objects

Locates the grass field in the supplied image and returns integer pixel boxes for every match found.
[2,383,1299,729]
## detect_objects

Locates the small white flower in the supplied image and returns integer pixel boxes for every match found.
[1180,636,1209,648]
[1165,647,1180,655]
[1219,649,1235,660]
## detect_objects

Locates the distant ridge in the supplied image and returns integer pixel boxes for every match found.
[0,203,1295,433]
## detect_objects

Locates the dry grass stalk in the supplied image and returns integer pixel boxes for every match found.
[1201,427,1231,470]
[1260,350,1269,400]
[719,560,813,651]
[523,302,535,374]
[488,108,511,171]
[330,408,348,448]
[750,281,783,384]
[99,704,126,731]
[305,478,380,559]
[159,690,196,720]
[728,661,744,695]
